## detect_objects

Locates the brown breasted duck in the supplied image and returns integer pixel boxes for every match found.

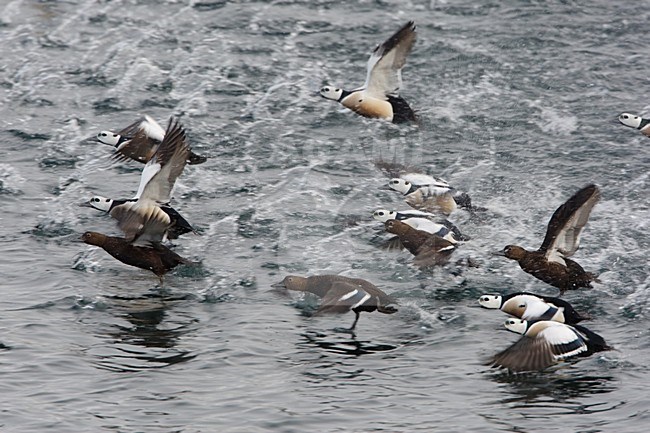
[384,219,457,266]
[81,231,194,283]
[497,184,601,293]
[319,21,417,123]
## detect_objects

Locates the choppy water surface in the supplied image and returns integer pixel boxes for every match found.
[1,0,649,431]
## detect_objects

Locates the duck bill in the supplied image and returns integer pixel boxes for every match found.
[490,250,506,257]
[271,281,286,289]
[78,201,93,208]
[378,185,392,191]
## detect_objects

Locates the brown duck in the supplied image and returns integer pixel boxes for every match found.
[272,275,397,331]
[81,232,194,283]
[384,219,457,266]
[96,114,206,165]
[499,184,601,293]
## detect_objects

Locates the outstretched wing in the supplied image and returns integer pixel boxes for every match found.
[133,118,190,204]
[488,335,556,372]
[364,21,416,98]
[539,184,600,263]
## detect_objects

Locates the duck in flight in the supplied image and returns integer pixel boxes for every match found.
[319,21,417,123]
[88,118,197,242]
[272,275,397,332]
[497,184,601,293]
[487,318,610,372]
[97,114,207,165]
[82,119,197,283]
[384,220,457,267]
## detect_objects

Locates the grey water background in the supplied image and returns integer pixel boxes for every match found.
[1,0,649,431]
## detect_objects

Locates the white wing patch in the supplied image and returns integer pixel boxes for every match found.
[538,323,581,346]
[401,173,450,188]
[141,115,165,141]
[521,299,551,321]
[337,288,359,302]
[133,162,162,200]
[351,293,372,310]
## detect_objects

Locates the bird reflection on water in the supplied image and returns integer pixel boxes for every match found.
[90,292,198,373]
[485,370,619,415]
[298,330,397,357]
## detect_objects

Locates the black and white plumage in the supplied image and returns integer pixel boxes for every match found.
[319,21,417,123]
[478,292,589,325]
[387,175,458,215]
[89,119,194,246]
[113,119,191,244]
[88,196,195,240]
[618,112,650,137]
[488,319,610,373]
[372,209,462,244]
[97,115,206,165]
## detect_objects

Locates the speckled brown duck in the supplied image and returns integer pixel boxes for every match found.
[272,275,397,331]
[384,219,457,267]
[498,184,601,293]
[81,231,193,283]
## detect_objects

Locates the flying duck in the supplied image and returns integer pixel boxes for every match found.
[497,184,601,293]
[97,114,207,165]
[384,219,456,267]
[319,21,417,123]
[87,196,195,240]
[487,318,611,372]
[478,292,590,325]
[90,118,196,241]
[372,209,462,243]
[81,231,194,283]
[83,120,197,282]
[618,112,650,137]
[272,275,397,331]
[387,172,477,215]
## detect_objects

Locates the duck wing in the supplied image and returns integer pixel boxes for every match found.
[488,335,556,372]
[133,118,190,203]
[363,21,416,98]
[118,115,165,142]
[412,235,457,267]
[113,115,166,163]
[110,201,171,245]
[315,282,374,315]
[539,184,600,264]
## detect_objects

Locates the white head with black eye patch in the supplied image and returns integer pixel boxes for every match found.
[89,195,114,212]
[319,86,343,101]
[372,209,397,222]
[504,318,528,335]
[96,131,121,146]
[478,294,502,309]
[618,113,642,129]
[388,178,412,195]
